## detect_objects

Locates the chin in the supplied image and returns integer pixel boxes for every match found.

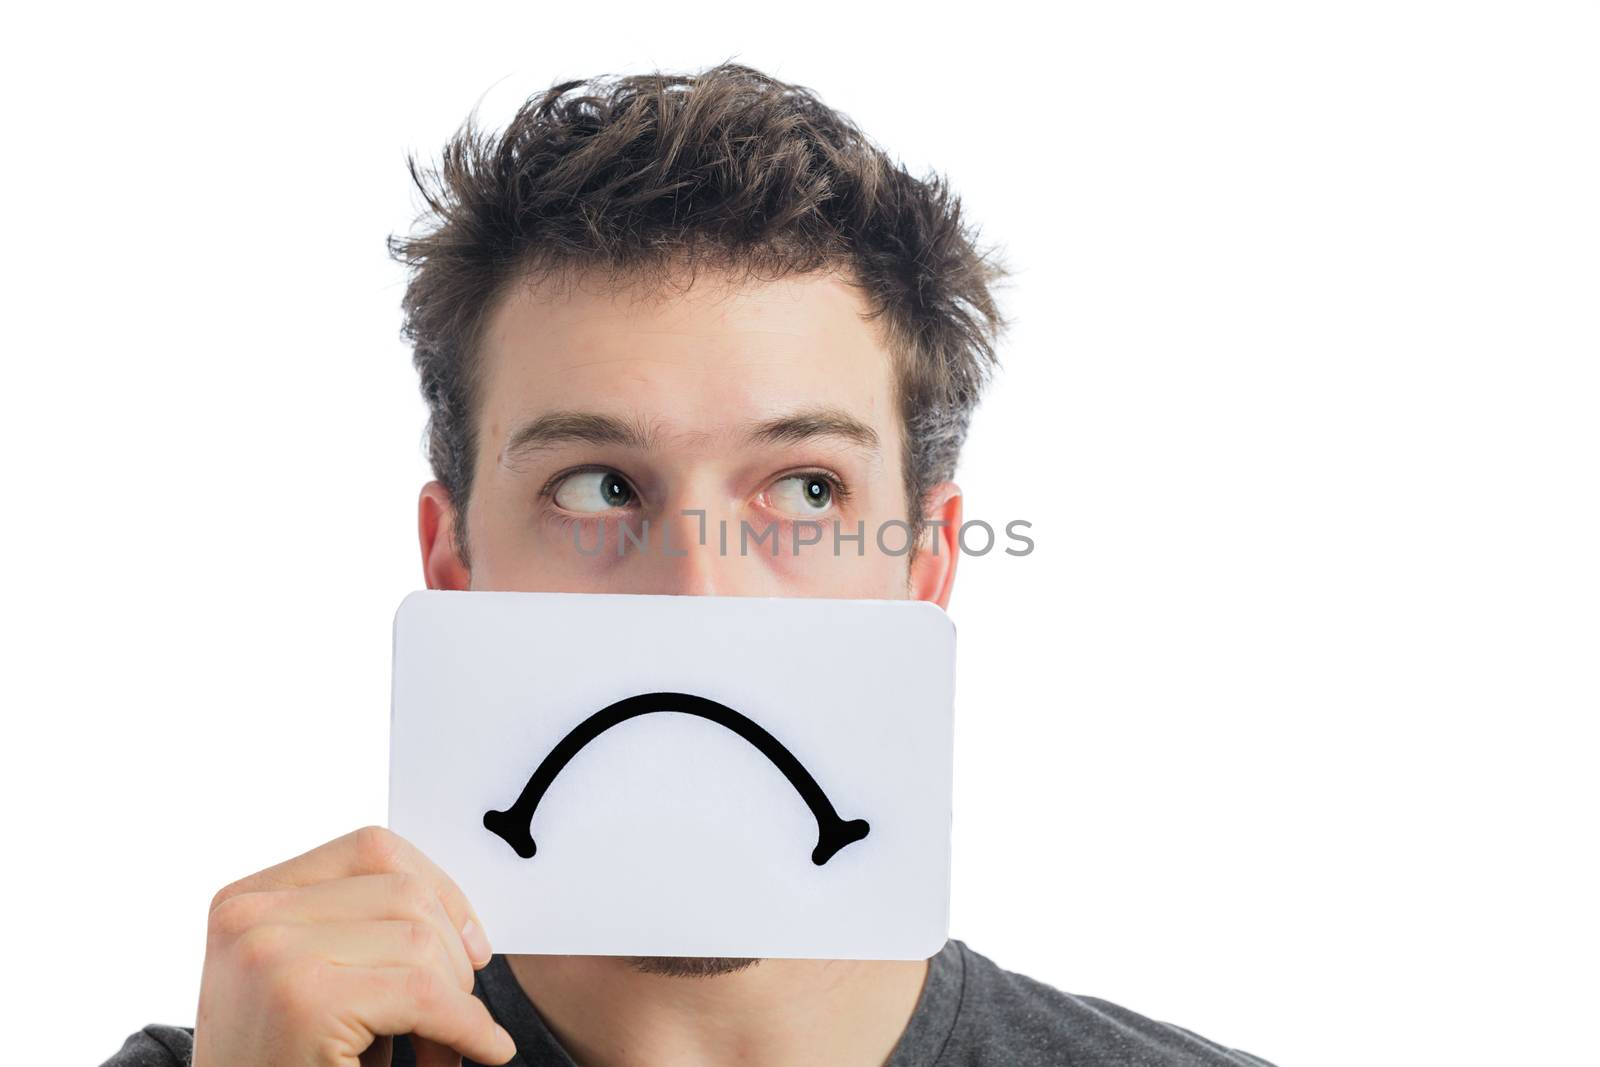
[624,955,762,977]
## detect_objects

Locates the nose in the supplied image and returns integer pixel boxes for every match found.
[643,506,722,597]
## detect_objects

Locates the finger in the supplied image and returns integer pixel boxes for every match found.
[240,920,465,993]
[214,874,476,991]
[340,964,516,1066]
[215,827,493,967]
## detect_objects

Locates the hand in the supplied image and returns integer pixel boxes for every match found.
[192,825,516,1067]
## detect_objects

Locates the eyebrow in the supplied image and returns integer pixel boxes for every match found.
[500,406,879,465]
[501,411,656,462]
[746,409,880,452]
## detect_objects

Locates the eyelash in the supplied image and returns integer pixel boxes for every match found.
[775,468,852,507]
[536,466,853,509]
[536,465,633,506]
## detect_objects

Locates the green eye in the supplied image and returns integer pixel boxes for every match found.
[769,473,835,514]
[553,469,635,512]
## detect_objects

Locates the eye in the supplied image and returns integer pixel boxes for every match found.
[551,469,637,513]
[766,473,839,515]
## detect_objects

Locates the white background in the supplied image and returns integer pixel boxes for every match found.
[3,3,1595,1064]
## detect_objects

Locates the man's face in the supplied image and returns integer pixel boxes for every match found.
[422,265,960,604]
[418,264,961,975]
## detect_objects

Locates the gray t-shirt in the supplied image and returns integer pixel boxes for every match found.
[102,938,1278,1066]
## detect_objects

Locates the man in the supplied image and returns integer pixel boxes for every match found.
[105,62,1276,1067]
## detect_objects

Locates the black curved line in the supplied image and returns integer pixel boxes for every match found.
[482,692,870,866]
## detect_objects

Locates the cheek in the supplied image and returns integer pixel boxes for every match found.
[759,524,911,598]
[465,488,609,591]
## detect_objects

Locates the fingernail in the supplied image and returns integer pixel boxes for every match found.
[461,918,493,965]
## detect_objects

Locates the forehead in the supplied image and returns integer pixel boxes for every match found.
[472,266,899,449]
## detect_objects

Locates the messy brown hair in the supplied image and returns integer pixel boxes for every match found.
[388,59,1012,568]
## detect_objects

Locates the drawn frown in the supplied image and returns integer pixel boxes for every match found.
[482,692,871,866]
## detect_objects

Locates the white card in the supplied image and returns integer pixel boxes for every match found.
[387,589,956,960]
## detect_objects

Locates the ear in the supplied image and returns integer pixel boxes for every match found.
[908,481,962,610]
[419,480,471,590]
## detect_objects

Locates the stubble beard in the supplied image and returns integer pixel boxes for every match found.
[624,955,762,977]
